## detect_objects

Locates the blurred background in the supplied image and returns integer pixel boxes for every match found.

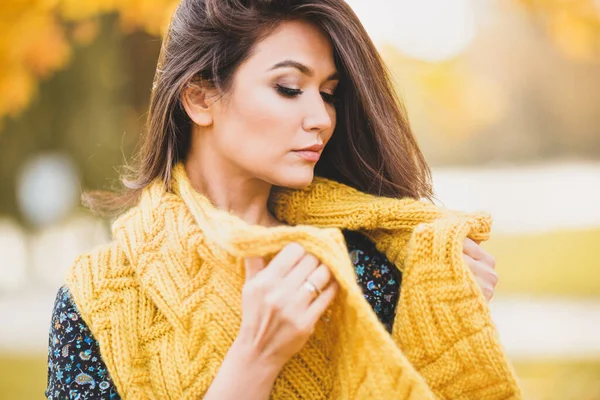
[1,0,599,398]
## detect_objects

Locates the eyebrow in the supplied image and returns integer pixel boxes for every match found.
[268,60,340,81]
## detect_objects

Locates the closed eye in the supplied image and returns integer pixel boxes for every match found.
[276,84,303,97]
[321,92,338,104]
[276,84,338,105]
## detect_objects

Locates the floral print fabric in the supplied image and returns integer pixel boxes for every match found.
[45,285,120,399]
[343,230,402,333]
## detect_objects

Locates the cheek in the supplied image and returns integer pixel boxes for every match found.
[242,86,300,126]
[220,87,300,155]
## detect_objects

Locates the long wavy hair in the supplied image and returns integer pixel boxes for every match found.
[85,0,433,215]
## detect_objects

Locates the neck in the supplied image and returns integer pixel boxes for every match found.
[184,146,282,228]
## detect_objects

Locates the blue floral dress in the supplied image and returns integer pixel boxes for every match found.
[45,230,402,399]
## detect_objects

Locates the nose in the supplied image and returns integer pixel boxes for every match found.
[302,92,334,133]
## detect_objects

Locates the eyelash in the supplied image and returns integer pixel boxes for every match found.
[276,84,338,104]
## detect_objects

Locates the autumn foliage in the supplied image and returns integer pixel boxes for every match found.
[0,0,598,130]
[0,0,178,128]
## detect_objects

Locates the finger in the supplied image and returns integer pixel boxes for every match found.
[305,264,332,292]
[472,244,496,270]
[481,284,494,302]
[471,272,493,301]
[473,259,498,287]
[463,253,478,272]
[260,243,306,280]
[465,255,496,280]
[483,252,497,270]
[282,253,320,290]
[292,264,333,308]
[243,257,266,281]
[467,257,499,293]
[303,281,339,326]
[462,238,484,260]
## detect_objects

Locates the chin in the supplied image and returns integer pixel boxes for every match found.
[272,168,315,189]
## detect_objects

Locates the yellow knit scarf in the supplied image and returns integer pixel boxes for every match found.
[66,164,522,399]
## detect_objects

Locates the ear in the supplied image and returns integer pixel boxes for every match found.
[181,81,217,127]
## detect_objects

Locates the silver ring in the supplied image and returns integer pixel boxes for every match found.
[302,280,321,296]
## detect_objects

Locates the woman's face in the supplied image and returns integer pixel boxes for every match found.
[189,20,339,189]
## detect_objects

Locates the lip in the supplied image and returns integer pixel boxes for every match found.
[292,144,324,162]
[296,144,324,152]
[294,150,321,162]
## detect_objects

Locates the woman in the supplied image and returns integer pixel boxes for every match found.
[46,0,519,399]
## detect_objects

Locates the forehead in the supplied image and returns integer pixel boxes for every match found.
[244,20,337,75]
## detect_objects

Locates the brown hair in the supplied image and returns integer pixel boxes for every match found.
[85,0,433,215]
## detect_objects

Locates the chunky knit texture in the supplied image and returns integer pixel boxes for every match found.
[66,164,522,399]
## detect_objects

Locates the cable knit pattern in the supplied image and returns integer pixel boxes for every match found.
[66,164,521,399]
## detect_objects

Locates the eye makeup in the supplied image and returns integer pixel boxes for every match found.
[275,84,339,104]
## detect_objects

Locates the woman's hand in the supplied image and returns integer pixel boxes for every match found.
[462,238,498,302]
[237,243,339,371]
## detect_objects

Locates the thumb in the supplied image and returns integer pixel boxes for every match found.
[243,256,266,282]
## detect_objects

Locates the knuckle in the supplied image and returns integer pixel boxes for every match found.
[312,263,327,277]
[250,276,270,291]
[285,242,305,255]
[463,237,476,253]
[293,319,314,336]
[241,285,252,298]
[302,253,320,266]
[243,283,271,304]
[489,271,499,286]
[264,294,283,312]
[242,281,260,297]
